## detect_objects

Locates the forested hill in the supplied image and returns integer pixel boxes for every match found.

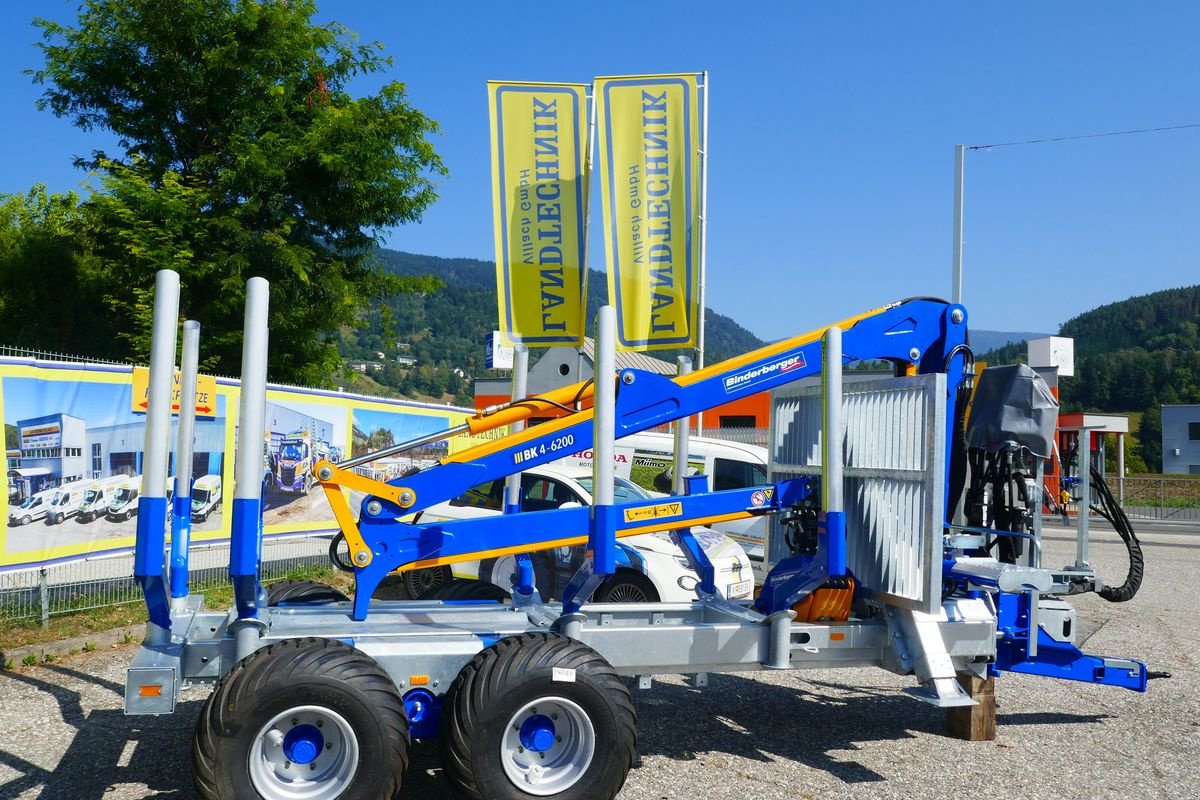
[978,285,1200,471]
[336,250,765,401]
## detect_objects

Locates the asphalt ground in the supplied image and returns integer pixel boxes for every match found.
[0,526,1196,800]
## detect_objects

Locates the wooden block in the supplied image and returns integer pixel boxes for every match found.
[946,673,996,741]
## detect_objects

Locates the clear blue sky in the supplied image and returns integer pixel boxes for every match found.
[2,2,1197,342]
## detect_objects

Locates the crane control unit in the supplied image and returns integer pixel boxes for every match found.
[125,271,1151,800]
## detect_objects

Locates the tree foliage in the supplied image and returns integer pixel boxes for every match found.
[14,0,445,383]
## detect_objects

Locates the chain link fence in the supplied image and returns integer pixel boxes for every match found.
[0,534,330,625]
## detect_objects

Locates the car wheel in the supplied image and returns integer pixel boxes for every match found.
[403,566,454,599]
[21,515,31,526]
[593,570,660,604]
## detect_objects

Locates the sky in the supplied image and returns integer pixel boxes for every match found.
[2,1,1198,343]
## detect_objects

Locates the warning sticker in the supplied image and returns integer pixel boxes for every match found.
[623,501,684,523]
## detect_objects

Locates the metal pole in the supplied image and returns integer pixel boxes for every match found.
[134,269,179,643]
[592,306,617,574]
[337,423,470,470]
[1117,432,1125,505]
[1076,430,1091,569]
[673,356,692,495]
[581,85,597,347]
[231,277,269,658]
[504,345,530,514]
[170,320,200,607]
[822,326,846,576]
[951,144,965,305]
[695,70,710,437]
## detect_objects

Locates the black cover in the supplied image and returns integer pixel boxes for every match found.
[966,364,1058,457]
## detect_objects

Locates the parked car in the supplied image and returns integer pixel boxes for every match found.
[409,464,753,603]
[44,480,94,525]
[77,475,129,523]
[559,431,771,580]
[191,474,222,522]
[8,488,57,526]
[106,477,141,522]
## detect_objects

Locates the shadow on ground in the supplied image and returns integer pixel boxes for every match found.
[0,665,1112,798]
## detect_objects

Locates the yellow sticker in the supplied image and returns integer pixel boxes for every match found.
[623,501,684,523]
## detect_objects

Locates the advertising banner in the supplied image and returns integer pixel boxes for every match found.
[488,81,590,347]
[2,356,477,570]
[596,73,701,351]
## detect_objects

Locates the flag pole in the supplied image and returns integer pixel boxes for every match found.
[695,70,710,437]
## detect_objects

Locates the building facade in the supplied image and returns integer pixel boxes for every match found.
[1162,404,1200,475]
[11,413,88,498]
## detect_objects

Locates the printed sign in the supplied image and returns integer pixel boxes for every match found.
[596,73,701,351]
[132,366,218,417]
[488,81,589,346]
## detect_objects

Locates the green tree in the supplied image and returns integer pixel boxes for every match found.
[29,0,445,384]
[4,424,18,450]
[0,186,109,352]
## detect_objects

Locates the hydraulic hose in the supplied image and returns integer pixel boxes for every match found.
[1088,466,1144,603]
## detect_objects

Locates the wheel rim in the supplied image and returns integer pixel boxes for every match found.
[406,568,446,598]
[500,696,595,796]
[604,581,649,603]
[249,704,359,800]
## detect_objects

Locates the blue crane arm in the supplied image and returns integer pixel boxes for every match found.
[374,298,968,519]
[330,298,970,619]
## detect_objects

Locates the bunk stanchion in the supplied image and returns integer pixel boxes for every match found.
[560,306,618,614]
[170,319,200,609]
[134,269,180,643]
[821,325,847,577]
[230,277,270,659]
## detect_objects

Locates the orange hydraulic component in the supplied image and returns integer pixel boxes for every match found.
[792,576,856,623]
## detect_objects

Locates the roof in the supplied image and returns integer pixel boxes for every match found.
[10,467,51,478]
[580,339,678,375]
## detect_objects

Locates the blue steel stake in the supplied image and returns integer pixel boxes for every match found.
[170,320,200,605]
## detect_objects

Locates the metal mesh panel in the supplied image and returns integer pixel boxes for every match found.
[769,374,946,613]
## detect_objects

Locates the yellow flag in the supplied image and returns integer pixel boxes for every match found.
[488,82,589,346]
[596,74,701,351]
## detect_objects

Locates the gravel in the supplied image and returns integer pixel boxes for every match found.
[1,528,1196,800]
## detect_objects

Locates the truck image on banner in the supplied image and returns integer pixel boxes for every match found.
[488,81,590,347]
[597,73,702,351]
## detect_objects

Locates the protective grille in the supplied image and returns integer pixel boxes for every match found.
[769,374,946,613]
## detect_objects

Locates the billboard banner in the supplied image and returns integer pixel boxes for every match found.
[2,356,477,570]
[596,73,701,351]
[488,81,590,347]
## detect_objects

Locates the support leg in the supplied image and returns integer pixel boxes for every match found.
[945,674,996,741]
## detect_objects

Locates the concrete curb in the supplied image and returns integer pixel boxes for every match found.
[1,623,146,668]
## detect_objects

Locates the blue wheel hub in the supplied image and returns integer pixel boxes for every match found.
[518,713,556,752]
[282,723,324,765]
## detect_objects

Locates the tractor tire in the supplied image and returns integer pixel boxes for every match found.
[439,632,636,800]
[266,579,349,607]
[593,570,660,604]
[403,565,454,599]
[193,637,409,800]
[429,579,511,603]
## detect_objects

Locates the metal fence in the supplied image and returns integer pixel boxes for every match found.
[0,534,330,625]
[1114,476,1200,523]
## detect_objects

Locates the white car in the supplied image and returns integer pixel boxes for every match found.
[410,464,754,604]
[8,489,57,526]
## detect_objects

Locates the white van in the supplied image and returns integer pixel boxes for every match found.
[191,475,222,522]
[560,431,771,580]
[45,480,94,525]
[77,475,129,522]
[409,464,754,604]
[8,489,57,526]
[107,476,142,522]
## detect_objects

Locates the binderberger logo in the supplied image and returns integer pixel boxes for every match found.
[723,354,807,394]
